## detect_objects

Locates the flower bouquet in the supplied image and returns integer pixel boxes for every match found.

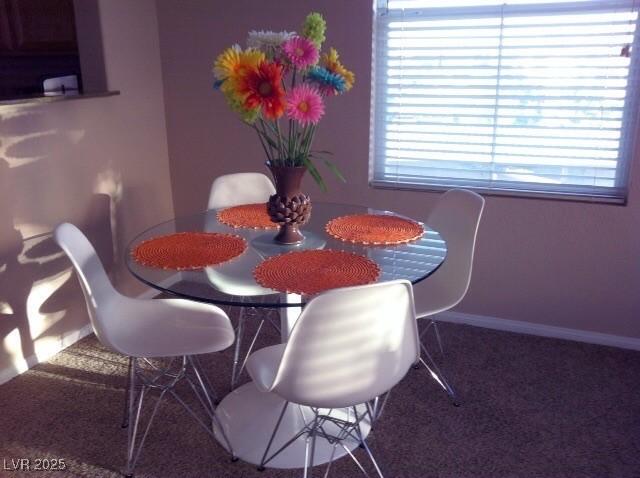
[213,12,354,243]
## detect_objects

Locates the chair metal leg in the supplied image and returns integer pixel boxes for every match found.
[369,391,391,423]
[191,355,219,404]
[302,411,321,478]
[322,441,340,478]
[231,307,267,390]
[258,401,290,470]
[431,320,444,356]
[124,357,138,477]
[231,308,245,389]
[352,407,383,478]
[123,355,236,477]
[420,320,445,356]
[303,435,312,478]
[121,356,133,429]
[125,359,169,477]
[186,356,236,460]
[419,342,460,406]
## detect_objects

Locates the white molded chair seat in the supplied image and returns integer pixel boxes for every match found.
[208,172,275,210]
[208,172,279,389]
[246,343,285,392]
[412,189,485,406]
[414,188,484,318]
[104,297,234,358]
[245,280,419,476]
[54,222,235,476]
[54,223,235,359]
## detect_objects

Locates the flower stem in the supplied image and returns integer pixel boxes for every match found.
[274,120,286,164]
[252,124,272,162]
[257,120,274,159]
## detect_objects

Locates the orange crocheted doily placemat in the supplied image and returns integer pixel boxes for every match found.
[217,203,277,229]
[325,214,424,245]
[254,249,380,295]
[131,232,246,270]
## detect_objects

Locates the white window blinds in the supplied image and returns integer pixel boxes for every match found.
[370,0,640,202]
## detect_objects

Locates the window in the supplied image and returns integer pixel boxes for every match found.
[370,0,640,203]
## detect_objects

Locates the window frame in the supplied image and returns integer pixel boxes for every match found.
[368,0,640,205]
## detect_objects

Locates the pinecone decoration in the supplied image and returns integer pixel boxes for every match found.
[267,193,312,225]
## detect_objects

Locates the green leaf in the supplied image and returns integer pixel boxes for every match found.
[261,133,278,149]
[301,156,327,192]
[322,158,346,183]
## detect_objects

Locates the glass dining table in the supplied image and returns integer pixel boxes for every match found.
[125,201,447,469]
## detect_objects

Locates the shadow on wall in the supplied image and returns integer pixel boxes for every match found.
[0,106,118,382]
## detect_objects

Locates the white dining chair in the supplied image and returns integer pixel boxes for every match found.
[208,172,279,389]
[413,189,485,405]
[246,280,420,477]
[208,172,276,210]
[54,223,236,477]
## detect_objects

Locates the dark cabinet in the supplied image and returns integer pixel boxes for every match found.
[0,1,12,51]
[0,0,78,54]
[7,0,77,53]
[0,0,81,99]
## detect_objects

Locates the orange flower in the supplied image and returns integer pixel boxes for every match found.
[238,61,285,120]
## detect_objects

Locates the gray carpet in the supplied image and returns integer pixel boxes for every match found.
[1,316,639,478]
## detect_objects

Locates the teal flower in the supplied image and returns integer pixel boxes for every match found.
[306,66,346,95]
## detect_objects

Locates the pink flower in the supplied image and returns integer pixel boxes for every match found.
[282,36,319,69]
[286,84,325,125]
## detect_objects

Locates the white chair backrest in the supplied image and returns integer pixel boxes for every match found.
[208,172,276,209]
[54,223,120,350]
[427,189,485,307]
[271,280,420,409]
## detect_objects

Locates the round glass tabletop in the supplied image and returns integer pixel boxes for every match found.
[125,202,446,308]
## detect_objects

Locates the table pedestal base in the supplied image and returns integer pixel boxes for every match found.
[214,382,371,469]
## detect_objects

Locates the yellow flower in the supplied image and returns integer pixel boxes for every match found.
[213,45,265,96]
[321,48,355,92]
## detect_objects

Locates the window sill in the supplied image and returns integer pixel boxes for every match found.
[0,90,120,107]
[369,180,627,206]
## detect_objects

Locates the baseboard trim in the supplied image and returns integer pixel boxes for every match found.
[0,273,182,386]
[436,311,640,351]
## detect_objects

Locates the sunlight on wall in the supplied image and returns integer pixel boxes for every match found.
[0,301,14,314]
[2,328,28,375]
[26,267,72,341]
[14,222,51,241]
[94,166,123,261]
[0,106,47,168]
[16,229,66,265]
[0,265,7,313]
[0,105,85,168]
[1,227,75,375]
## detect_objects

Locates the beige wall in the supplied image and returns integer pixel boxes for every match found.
[156,0,640,340]
[0,0,174,383]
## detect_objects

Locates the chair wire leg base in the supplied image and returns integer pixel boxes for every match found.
[121,356,133,429]
[352,407,384,478]
[432,320,444,356]
[185,356,236,460]
[191,355,220,404]
[257,403,383,477]
[123,356,235,477]
[419,342,460,406]
[368,391,391,426]
[420,320,445,357]
[258,401,290,470]
[231,304,267,390]
[230,309,245,389]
